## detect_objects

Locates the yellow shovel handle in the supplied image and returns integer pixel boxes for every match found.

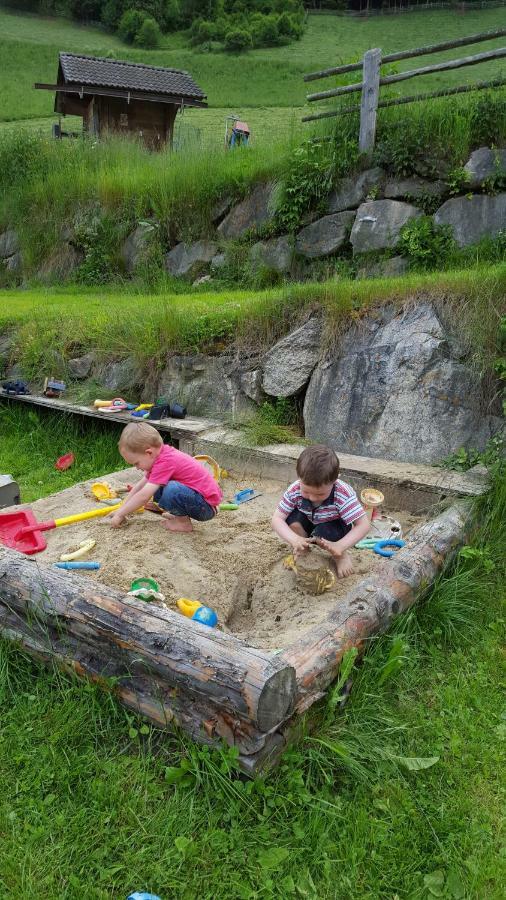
[54,503,122,528]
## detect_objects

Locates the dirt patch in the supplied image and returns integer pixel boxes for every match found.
[24,468,424,650]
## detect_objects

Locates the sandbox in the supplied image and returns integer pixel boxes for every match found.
[0,414,488,773]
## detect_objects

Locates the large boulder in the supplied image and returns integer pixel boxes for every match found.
[121,222,157,274]
[434,193,506,247]
[96,357,144,394]
[4,252,21,272]
[463,147,506,190]
[37,244,83,282]
[383,176,447,201]
[303,303,502,465]
[250,235,293,274]
[217,182,275,239]
[165,240,218,278]
[0,230,19,259]
[262,317,323,398]
[356,255,409,279]
[295,212,355,259]
[158,354,256,419]
[327,167,384,213]
[68,352,95,380]
[350,200,422,254]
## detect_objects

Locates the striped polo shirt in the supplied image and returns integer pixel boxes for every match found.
[278,479,365,526]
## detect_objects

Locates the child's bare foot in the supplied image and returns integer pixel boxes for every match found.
[161,512,193,533]
[335,551,354,578]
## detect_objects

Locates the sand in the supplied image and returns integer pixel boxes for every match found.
[22,467,424,650]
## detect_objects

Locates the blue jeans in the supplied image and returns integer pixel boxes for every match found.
[153,481,216,521]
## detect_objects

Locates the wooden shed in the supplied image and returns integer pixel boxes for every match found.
[35,52,207,149]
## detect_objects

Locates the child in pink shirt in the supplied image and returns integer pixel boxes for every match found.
[109,422,223,533]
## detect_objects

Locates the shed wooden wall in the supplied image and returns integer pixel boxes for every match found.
[83,96,178,148]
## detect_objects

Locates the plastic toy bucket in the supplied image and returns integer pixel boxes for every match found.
[360,488,384,522]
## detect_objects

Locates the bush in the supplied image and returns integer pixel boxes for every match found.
[398,216,456,270]
[251,14,282,47]
[277,11,301,39]
[189,18,215,46]
[135,16,162,47]
[117,9,146,43]
[224,28,253,52]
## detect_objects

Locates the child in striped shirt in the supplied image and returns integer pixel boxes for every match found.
[272,444,370,578]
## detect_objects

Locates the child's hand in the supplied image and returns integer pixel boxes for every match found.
[109,513,126,529]
[291,535,311,556]
[313,537,342,558]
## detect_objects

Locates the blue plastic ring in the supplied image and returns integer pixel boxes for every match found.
[373,539,405,558]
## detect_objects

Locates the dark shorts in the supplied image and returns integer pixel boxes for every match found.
[153,481,216,521]
[286,508,352,542]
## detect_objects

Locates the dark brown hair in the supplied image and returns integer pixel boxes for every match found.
[296,445,340,486]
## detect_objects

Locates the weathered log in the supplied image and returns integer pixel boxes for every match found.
[0,547,297,732]
[304,27,506,81]
[302,76,506,123]
[281,502,474,708]
[307,46,506,102]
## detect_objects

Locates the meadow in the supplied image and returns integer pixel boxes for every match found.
[0,5,505,143]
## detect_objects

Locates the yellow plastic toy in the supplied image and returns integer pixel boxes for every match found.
[134,403,153,412]
[60,538,96,562]
[91,482,118,501]
[93,399,113,408]
[193,455,228,482]
[177,598,201,618]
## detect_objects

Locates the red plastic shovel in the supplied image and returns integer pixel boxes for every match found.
[0,503,122,555]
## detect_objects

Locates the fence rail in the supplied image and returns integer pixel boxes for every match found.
[303,28,506,152]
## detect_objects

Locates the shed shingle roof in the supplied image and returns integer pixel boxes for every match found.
[59,53,206,102]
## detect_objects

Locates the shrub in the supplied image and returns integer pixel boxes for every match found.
[118,9,146,43]
[224,28,253,52]
[398,216,456,270]
[189,18,215,46]
[135,16,162,48]
[251,14,282,47]
[277,11,301,39]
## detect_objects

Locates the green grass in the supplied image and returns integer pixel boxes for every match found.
[1,7,505,126]
[1,266,505,383]
[0,405,504,898]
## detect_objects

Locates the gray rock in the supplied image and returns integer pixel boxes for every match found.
[295,212,355,259]
[210,252,227,271]
[37,244,84,282]
[240,369,263,404]
[217,182,275,239]
[0,230,19,259]
[327,167,384,213]
[211,195,233,225]
[121,222,157,274]
[350,200,422,254]
[384,176,447,201]
[4,252,21,272]
[303,303,502,465]
[98,357,143,393]
[250,235,293,274]
[262,317,323,398]
[463,147,506,190]
[434,193,506,247]
[158,354,255,420]
[68,352,95,380]
[356,255,409,279]
[165,240,218,278]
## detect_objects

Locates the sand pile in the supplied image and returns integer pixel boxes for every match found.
[22,467,423,649]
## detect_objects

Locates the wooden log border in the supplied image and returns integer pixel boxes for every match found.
[0,496,477,772]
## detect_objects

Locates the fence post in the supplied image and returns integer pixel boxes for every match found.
[359,48,382,155]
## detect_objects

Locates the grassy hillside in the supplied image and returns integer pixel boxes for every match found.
[0,6,505,133]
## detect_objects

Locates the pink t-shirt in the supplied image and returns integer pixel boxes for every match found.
[147,444,223,507]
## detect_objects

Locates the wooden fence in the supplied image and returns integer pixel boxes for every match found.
[303,28,506,153]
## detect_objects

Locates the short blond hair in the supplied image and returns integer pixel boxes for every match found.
[119,422,163,453]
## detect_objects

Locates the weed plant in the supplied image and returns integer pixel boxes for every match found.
[0,408,504,897]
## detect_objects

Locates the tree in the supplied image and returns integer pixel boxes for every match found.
[224,27,252,52]
[118,8,146,42]
[135,15,162,46]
